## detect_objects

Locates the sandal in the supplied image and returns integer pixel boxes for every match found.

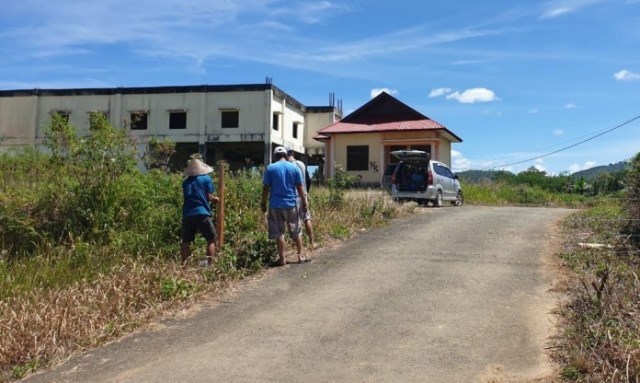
[298,255,310,263]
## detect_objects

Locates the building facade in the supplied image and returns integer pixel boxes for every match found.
[315,92,462,185]
[0,84,342,170]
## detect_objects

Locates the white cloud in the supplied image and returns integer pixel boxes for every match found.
[370,88,398,98]
[451,150,471,172]
[534,164,547,172]
[428,88,452,98]
[584,161,597,169]
[540,0,607,19]
[271,1,351,24]
[529,108,539,114]
[568,161,597,174]
[565,103,577,109]
[553,129,564,136]
[445,88,498,104]
[614,69,640,81]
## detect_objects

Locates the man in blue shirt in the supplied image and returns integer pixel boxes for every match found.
[181,158,219,266]
[261,146,308,266]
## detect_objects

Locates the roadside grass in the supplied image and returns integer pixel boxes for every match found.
[553,199,640,381]
[463,182,593,208]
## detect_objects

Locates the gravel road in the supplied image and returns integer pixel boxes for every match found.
[24,206,573,383]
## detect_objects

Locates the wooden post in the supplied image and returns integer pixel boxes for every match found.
[216,162,225,250]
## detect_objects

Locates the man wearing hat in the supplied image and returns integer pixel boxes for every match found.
[181,158,219,266]
[261,146,308,266]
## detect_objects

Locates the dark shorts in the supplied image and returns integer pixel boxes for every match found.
[182,215,216,243]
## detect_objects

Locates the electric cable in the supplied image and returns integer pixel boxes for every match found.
[482,113,640,170]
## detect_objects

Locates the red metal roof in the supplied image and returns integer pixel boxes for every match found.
[318,118,444,134]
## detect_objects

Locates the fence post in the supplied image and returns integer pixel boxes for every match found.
[216,162,225,251]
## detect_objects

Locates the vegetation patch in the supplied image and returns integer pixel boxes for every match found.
[552,153,640,382]
[0,116,410,381]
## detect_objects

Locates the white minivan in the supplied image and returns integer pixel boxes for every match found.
[389,150,463,207]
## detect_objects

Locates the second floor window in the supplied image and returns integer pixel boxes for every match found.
[221,110,239,128]
[272,112,280,131]
[170,112,187,130]
[130,112,148,130]
[292,122,299,139]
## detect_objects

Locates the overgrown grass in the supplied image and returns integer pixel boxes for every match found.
[463,182,596,208]
[553,199,640,382]
[0,143,409,380]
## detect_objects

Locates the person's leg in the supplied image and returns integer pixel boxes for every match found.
[275,235,286,265]
[268,209,287,266]
[205,239,216,266]
[304,219,316,249]
[293,234,307,262]
[181,217,197,265]
[197,216,217,266]
[181,242,191,265]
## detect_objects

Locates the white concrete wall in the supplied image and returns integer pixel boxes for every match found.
[305,111,337,155]
[332,133,383,184]
[0,90,282,148]
[0,96,37,149]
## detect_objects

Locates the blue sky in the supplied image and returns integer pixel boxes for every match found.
[1,0,639,174]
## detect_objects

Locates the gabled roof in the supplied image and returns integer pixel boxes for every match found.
[316,92,462,143]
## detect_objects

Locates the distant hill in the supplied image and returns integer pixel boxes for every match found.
[571,161,629,179]
[456,161,630,183]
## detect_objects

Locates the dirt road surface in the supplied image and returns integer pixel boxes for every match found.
[24,206,573,383]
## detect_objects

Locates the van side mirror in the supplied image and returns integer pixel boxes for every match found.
[454,174,459,179]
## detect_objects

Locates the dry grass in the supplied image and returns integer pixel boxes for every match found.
[0,259,230,380]
[551,205,640,382]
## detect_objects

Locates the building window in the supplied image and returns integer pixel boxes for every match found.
[130,112,148,130]
[170,111,187,130]
[221,110,239,128]
[292,122,299,139]
[347,145,369,171]
[272,112,279,131]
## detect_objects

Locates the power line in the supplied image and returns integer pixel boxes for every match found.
[485,113,640,170]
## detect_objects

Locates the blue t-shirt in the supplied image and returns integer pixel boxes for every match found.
[182,174,215,218]
[263,160,303,209]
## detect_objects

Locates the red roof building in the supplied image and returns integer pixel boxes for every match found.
[315,92,462,184]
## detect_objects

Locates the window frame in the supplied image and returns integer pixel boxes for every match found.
[292,121,300,139]
[220,109,239,129]
[169,111,187,130]
[346,145,369,171]
[130,111,148,130]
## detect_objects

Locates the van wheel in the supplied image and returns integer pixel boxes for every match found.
[453,191,464,206]
[434,191,443,207]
